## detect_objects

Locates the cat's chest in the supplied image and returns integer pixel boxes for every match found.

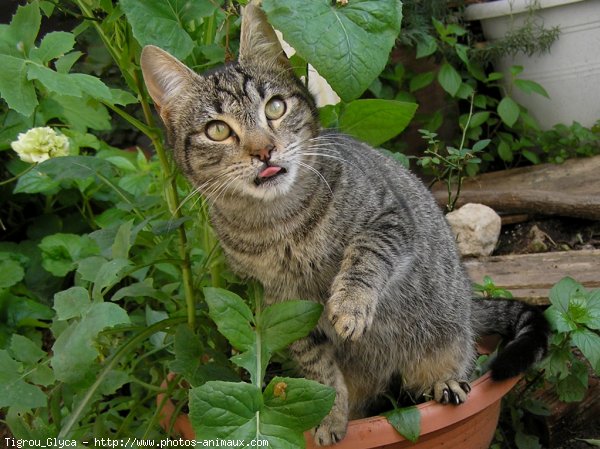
[219,227,341,300]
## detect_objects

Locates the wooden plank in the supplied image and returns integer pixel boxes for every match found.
[432,155,600,220]
[464,249,600,305]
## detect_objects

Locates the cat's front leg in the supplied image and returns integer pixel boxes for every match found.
[289,331,349,446]
[327,236,396,341]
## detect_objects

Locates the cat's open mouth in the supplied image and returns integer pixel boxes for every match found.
[254,164,287,186]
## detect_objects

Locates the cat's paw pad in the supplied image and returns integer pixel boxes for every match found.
[326,293,374,341]
[312,412,348,446]
[432,380,471,405]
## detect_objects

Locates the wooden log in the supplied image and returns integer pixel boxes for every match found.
[464,249,600,305]
[432,155,600,220]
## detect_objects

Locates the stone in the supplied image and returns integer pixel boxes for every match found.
[446,203,501,257]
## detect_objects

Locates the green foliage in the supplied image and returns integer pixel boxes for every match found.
[263,0,403,101]
[473,276,514,299]
[383,405,421,443]
[415,96,488,211]
[321,99,417,147]
[190,288,334,447]
[0,0,411,442]
[1,0,596,445]
[485,277,600,449]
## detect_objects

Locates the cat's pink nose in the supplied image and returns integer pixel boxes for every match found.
[252,144,274,162]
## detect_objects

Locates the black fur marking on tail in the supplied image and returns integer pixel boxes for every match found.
[479,300,550,380]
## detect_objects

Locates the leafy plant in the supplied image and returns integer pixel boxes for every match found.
[416,95,489,211]
[372,4,558,174]
[0,1,416,445]
[189,287,334,446]
[488,277,600,449]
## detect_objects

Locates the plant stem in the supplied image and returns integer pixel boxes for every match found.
[73,0,197,329]
[133,68,196,329]
[0,163,37,186]
[449,94,476,211]
[58,317,188,438]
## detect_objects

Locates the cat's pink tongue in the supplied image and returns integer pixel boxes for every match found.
[259,166,282,178]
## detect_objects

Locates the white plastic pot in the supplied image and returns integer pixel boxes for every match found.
[465,0,600,129]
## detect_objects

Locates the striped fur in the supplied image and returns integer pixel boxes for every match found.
[140,4,548,446]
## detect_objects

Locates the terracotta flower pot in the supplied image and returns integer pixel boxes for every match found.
[157,338,518,449]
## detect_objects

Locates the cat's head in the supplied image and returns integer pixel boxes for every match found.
[140,4,320,202]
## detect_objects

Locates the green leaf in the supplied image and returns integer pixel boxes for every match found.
[497,97,520,127]
[415,34,437,59]
[260,301,323,353]
[472,139,491,153]
[437,62,462,97]
[189,378,334,447]
[262,376,335,435]
[111,281,169,303]
[111,220,133,260]
[0,350,46,411]
[10,335,46,364]
[121,0,216,60]
[384,406,421,443]
[497,140,513,162]
[204,288,255,351]
[469,112,490,129]
[515,431,542,449]
[51,302,130,384]
[15,155,114,194]
[556,360,588,402]
[571,328,600,373]
[39,95,111,131]
[0,55,38,116]
[549,277,582,313]
[338,99,418,146]
[263,0,403,101]
[0,1,41,56]
[578,440,600,447]
[189,381,261,442]
[91,258,133,301]
[522,149,540,165]
[54,51,83,73]
[514,79,549,99]
[0,258,25,288]
[39,233,100,277]
[53,286,90,320]
[29,31,75,64]
[409,71,435,92]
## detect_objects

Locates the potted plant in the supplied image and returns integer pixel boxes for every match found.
[156,329,520,449]
[464,0,600,129]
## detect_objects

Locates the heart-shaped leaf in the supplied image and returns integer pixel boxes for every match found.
[263,0,402,101]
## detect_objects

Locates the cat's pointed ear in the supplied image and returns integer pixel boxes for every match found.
[239,3,290,70]
[140,45,196,112]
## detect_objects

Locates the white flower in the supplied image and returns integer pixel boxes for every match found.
[11,127,70,164]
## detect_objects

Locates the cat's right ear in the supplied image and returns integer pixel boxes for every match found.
[140,45,196,114]
[239,3,290,70]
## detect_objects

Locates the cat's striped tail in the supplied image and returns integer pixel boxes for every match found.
[472,298,550,380]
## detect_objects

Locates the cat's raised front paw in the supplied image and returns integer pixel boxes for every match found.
[312,411,348,446]
[432,379,471,405]
[326,291,374,341]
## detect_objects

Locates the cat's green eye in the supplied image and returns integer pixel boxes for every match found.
[205,121,231,141]
[265,97,286,120]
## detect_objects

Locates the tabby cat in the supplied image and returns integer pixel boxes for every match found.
[140,4,549,446]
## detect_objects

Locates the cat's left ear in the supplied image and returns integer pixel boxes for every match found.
[140,45,197,115]
[239,3,290,70]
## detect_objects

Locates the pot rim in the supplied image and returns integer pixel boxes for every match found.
[305,372,520,449]
[158,371,520,448]
[464,0,586,21]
